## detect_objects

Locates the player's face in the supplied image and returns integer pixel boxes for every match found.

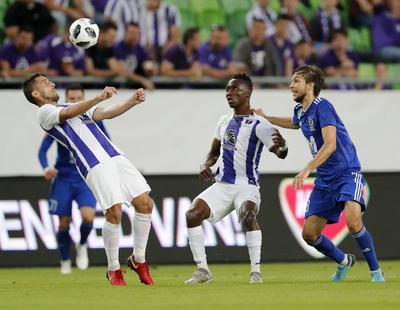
[66,89,84,103]
[33,76,60,104]
[226,79,249,108]
[290,73,308,103]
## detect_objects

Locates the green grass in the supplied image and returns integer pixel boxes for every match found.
[1,261,400,310]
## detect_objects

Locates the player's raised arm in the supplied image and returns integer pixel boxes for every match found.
[252,108,299,129]
[92,88,146,121]
[59,86,117,122]
[199,138,221,181]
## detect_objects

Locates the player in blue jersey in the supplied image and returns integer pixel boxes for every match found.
[38,84,108,274]
[254,65,384,282]
[185,74,288,284]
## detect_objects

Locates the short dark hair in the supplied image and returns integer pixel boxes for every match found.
[125,22,139,30]
[22,73,46,105]
[183,27,199,45]
[65,83,84,96]
[332,28,348,39]
[232,73,253,92]
[211,24,227,32]
[100,20,118,32]
[276,14,292,22]
[18,25,34,34]
[293,65,326,96]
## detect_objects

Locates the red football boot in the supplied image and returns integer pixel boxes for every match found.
[106,269,127,286]
[127,255,154,285]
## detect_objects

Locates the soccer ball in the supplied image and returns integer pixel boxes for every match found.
[69,18,99,49]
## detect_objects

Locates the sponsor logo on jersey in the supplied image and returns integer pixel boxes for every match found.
[278,177,370,258]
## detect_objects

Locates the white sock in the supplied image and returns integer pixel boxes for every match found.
[246,230,262,273]
[339,254,349,267]
[102,221,120,271]
[187,226,208,271]
[132,213,152,263]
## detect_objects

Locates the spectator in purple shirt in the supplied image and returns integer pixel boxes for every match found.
[198,25,243,78]
[160,27,202,79]
[4,0,56,43]
[349,0,386,28]
[114,22,155,90]
[310,0,344,46]
[372,0,400,62]
[39,26,86,76]
[269,14,295,77]
[318,29,359,77]
[329,58,361,90]
[0,26,50,78]
[233,19,281,77]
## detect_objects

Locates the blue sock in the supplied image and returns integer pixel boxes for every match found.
[56,229,71,261]
[311,235,346,264]
[80,222,93,245]
[352,226,380,271]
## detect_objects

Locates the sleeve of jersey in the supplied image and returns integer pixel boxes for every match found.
[317,101,337,128]
[37,104,64,130]
[255,119,275,150]
[86,106,98,119]
[214,116,224,140]
[38,135,54,169]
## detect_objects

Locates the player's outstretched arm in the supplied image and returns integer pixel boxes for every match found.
[252,108,299,129]
[92,88,145,121]
[59,87,116,122]
[199,138,221,181]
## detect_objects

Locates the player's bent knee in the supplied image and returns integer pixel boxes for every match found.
[185,209,202,227]
[347,220,363,234]
[302,231,319,245]
[105,204,122,224]
[132,193,153,214]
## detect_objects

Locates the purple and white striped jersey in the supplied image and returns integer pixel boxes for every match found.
[37,103,123,178]
[214,114,275,187]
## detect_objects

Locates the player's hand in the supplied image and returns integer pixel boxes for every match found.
[272,129,286,147]
[293,168,311,190]
[44,167,58,181]
[199,164,214,182]
[130,88,146,105]
[251,108,266,118]
[96,86,117,102]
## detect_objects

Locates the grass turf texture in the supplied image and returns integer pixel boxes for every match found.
[1,261,399,310]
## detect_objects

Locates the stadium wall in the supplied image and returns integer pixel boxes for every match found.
[1,89,399,176]
[0,173,398,266]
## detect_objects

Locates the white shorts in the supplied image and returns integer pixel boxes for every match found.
[194,182,261,224]
[85,155,151,212]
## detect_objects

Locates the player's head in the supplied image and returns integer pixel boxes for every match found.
[226,73,253,108]
[65,83,85,103]
[290,65,326,102]
[22,73,59,106]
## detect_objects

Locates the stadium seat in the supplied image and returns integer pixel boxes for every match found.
[219,0,250,48]
[358,63,375,79]
[166,0,197,30]
[189,0,225,40]
[348,27,372,53]
[270,0,281,13]
[387,64,400,89]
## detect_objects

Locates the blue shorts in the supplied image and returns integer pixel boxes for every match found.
[48,176,96,217]
[305,171,366,224]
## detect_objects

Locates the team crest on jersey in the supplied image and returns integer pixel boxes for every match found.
[278,178,370,258]
[308,117,315,131]
[79,113,94,124]
[224,129,236,145]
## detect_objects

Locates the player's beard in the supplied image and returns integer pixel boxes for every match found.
[294,92,306,103]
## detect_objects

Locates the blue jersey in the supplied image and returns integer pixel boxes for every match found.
[292,97,361,181]
[38,120,109,179]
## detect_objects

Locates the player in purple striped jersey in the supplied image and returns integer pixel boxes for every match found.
[254,65,385,282]
[185,74,288,285]
[23,73,154,286]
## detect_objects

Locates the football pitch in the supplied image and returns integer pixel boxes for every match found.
[1,261,399,310]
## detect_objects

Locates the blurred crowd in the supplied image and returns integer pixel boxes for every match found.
[0,0,399,90]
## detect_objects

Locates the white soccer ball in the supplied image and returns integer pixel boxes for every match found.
[69,18,99,49]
